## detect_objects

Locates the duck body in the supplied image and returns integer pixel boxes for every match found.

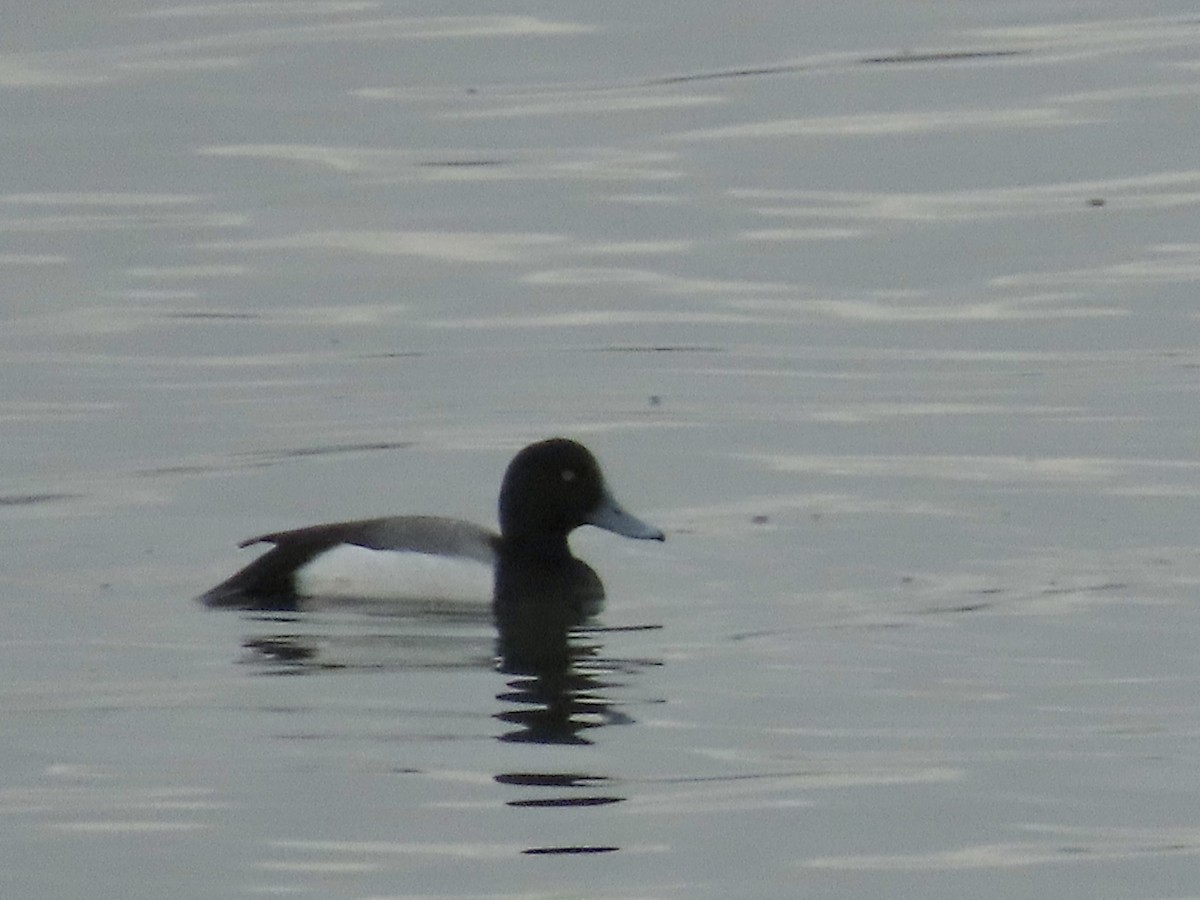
[198,438,663,610]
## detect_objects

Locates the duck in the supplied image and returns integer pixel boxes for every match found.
[198,438,664,610]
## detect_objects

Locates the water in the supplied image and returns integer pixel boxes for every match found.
[4,2,1200,897]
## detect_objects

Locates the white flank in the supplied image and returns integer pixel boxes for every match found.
[294,544,494,603]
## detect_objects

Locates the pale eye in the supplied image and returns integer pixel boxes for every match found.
[561,468,577,483]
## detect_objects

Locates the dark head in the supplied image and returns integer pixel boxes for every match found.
[497,438,665,547]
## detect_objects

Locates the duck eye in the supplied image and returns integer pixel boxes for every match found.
[561,468,577,483]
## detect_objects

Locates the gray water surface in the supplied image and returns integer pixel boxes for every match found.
[3,2,1200,897]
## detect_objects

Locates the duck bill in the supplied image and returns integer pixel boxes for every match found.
[586,488,665,541]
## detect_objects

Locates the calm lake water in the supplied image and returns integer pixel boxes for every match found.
[4,2,1200,897]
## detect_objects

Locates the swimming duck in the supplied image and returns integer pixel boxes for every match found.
[198,438,664,610]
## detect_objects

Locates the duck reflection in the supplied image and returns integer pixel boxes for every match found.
[492,554,646,745]
[235,552,658,749]
[233,550,658,852]
[493,552,602,676]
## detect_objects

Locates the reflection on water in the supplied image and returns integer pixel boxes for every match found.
[490,551,659,850]
[492,551,608,746]
[492,554,661,856]
[495,623,658,748]
[494,656,632,853]
[492,553,604,675]
[492,549,658,853]
[225,549,661,856]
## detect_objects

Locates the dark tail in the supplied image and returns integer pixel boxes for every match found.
[197,541,323,610]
